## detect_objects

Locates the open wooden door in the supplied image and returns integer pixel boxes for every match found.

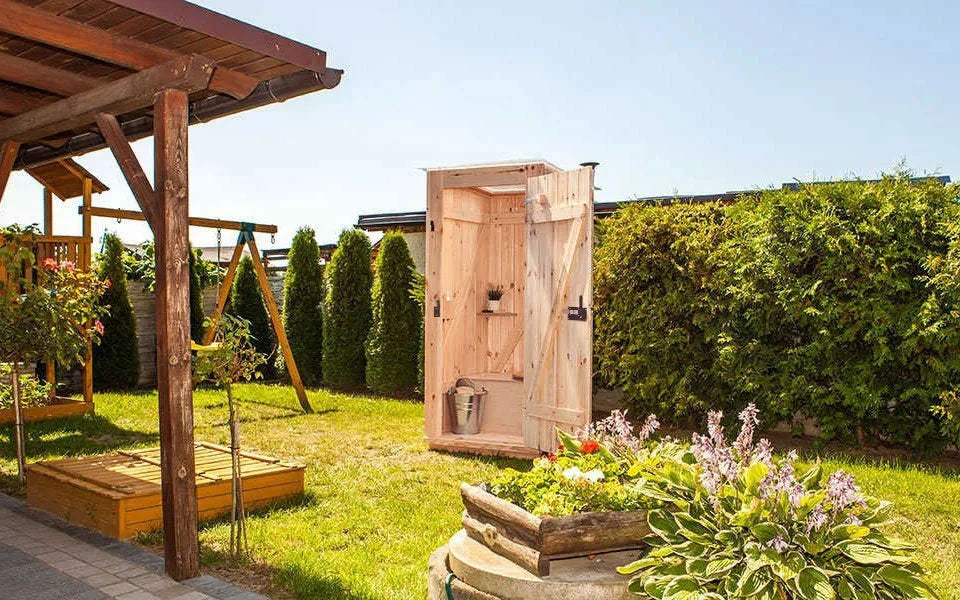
[523,167,594,451]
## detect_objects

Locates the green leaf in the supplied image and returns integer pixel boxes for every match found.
[675,512,716,536]
[557,429,581,453]
[704,558,740,577]
[648,509,681,539]
[799,463,823,490]
[744,461,769,494]
[737,565,771,596]
[796,566,836,600]
[828,524,870,542]
[642,575,673,599]
[840,543,912,565]
[749,522,781,543]
[662,576,701,600]
[877,565,938,599]
[617,556,659,575]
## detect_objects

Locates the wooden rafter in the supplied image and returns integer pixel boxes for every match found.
[0,53,100,97]
[0,55,214,144]
[0,0,259,100]
[0,140,20,204]
[93,113,157,229]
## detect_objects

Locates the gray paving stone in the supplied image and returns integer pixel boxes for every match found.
[84,571,125,587]
[101,581,140,597]
[115,590,161,600]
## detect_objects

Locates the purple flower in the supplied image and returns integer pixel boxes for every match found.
[806,506,828,533]
[826,471,865,511]
[766,534,790,553]
[734,403,760,460]
[707,410,725,446]
[638,414,661,443]
[753,438,774,466]
[575,410,659,452]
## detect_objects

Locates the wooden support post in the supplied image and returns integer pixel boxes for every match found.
[81,178,93,404]
[201,241,245,346]
[43,187,54,234]
[424,170,444,438]
[94,113,157,229]
[0,141,20,205]
[153,88,199,581]
[245,235,313,414]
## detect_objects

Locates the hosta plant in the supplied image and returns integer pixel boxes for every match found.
[619,405,937,599]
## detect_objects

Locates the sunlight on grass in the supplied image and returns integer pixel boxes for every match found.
[2,384,959,598]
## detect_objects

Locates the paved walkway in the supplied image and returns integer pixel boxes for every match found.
[0,493,267,600]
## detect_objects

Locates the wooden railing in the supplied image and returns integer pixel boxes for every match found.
[0,235,92,290]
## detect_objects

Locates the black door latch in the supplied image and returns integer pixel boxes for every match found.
[567,295,588,321]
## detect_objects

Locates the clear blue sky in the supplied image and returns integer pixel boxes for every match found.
[2,0,957,249]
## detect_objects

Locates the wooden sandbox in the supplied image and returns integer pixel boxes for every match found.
[0,397,94,425]
[26,442,304,539]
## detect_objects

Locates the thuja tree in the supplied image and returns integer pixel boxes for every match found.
[322,229,372,389]
[365,232,419,394]
[279,228,324,386]
[93,233,139,390]
[410,268,425,391]
[229,256,274,378]
[188,245,205,343]
[0,225,107,485]
[193,314,266,557]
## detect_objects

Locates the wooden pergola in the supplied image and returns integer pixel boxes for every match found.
[0,0,342,580]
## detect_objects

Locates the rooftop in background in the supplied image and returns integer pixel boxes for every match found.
[357,175,953,232]
[0,0,342,170]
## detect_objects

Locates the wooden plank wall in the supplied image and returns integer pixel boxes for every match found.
[481,193,525,377]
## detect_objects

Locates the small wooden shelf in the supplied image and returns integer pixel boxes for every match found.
[477,311,517,317]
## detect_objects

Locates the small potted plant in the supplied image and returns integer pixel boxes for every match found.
[486,286,504,312]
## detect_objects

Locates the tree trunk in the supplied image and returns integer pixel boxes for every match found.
[227,383,247,556]
[12,361,26,488]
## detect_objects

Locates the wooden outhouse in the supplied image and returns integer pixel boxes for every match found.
[424,160,595,458]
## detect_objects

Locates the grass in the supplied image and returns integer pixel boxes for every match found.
[1,384,959,599]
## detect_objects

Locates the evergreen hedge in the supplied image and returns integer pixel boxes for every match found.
[594,172,960,454]
[229,255,275,377]
[365,232,420,394]
[93,233,139,390]
[188,245,205,343]
[322,229,372,389]
[279,228,324,386]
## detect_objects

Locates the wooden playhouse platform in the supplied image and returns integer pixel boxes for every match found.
[26,442,305,539]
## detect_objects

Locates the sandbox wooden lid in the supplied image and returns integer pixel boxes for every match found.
[27,442,304,500]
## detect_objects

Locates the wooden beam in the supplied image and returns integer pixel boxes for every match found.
[201,241,245,346]
[0,87,53,116]
[0,0,259,99]
[439,163,546,189]
[0,52,100,97]
[108,0,328,73]
[93,113,156,230]
[0,55,215,144]
[43,187,53,234]
[246,235,314,414]
[153,88,199,582]
[81,177,93,405]
[424,170,444,437]
[0,141,20,204]
[83,205,279,235]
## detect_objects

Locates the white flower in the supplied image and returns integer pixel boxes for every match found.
[561,466,605,483]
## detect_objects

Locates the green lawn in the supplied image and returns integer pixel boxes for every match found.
[1,385,959,599]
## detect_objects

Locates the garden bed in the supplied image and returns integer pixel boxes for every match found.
[0,396,93,425]
[460,483,650,576]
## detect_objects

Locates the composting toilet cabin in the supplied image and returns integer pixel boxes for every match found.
[423,160,595,458]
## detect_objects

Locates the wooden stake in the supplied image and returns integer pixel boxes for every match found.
[245,235,313,414]
[12,361,26,489]
[153,88,199,581]
[81,177,93,405]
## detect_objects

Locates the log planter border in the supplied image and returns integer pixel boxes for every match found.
[0,396,94,425]
[460,482,651,577]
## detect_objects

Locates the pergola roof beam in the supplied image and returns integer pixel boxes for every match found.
[0,0,258,99]
[0,52,100,97]
[0,54,214,144]
[15,67,342,169]
[108,0,327,73]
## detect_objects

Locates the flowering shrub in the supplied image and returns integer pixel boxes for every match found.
[490,411,667,517]
[619,405,936,599]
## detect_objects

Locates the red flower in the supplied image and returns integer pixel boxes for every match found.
[580,439,600,454]
[104,279,112,289]
[557,443,564,451]
[43,258,58,271]
[547,453,557,463]
[61,261,76,272]
[93,320,104,335]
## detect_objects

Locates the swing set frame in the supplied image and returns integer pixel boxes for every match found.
[86,205,313,414]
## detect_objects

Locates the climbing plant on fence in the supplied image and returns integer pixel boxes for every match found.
[365,232,419,394]
[594,171,960,454]
[322,229,372,389]
[93,233,139,390]
[279,228,324,386]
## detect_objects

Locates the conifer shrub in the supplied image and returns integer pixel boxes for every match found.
[279,228,324,386]
[365,232,419,394]
[229,256,275,378]
[188,245,205,343]
[322,229,372,389]
[93,233,139,390]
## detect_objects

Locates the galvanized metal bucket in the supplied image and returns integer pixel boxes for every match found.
[447,378,487,435]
